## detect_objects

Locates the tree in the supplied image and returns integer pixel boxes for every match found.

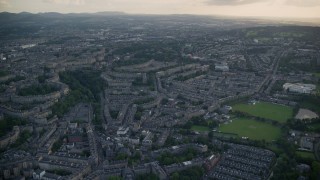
[161,98,169,105]
[136,173,159,180]
[271,154,299,180]
[196,136,209,145]
[108,176,121,180]
[208,131,214,138]
[171,172,179,180]
[311,161,320,179]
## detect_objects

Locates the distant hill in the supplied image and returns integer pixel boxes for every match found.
[93,11,126,16]
[0,11,127,25]
[0,12,39,24]
[0,11,319,27]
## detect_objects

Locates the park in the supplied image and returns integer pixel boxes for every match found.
[232,101,294,123]
[219,118,281,142]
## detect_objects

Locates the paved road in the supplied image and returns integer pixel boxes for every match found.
[263,50,288,94]
[258,49,287,94]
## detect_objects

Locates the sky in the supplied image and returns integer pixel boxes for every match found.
[0,0,320,18]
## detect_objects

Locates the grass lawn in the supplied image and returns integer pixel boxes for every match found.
[191,125,209,132]
[307,123,320,132]
[219,118,281,142]
[296,151,315,160]
[212,132,238,139]
[266,145,282,155]
[0,70,8,77]
[314,73,320,78]
[232,102,293,123]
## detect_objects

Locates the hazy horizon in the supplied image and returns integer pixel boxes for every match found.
[1,0,320,19]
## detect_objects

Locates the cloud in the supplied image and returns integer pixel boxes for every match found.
[286,0,320,7]
[206,0,265,6]
[43,0,85,5]
[0,0,10,7]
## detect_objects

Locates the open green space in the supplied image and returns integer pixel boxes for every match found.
[212,132,238,139]
[183,116,218,132]
[266,145,283,155]
[219,118,281,141]
[274,32,305,38]
[0,70,8,77]
[51,70,105,119]
[0,116,27,138]
[191,125,209,132]
[11,130,32,148]
[308,123,320,132]
[157,148,197,166]
[296,151,316,160]
[170,166,204,180]
[246,30,259,37]
[232,102,293,123]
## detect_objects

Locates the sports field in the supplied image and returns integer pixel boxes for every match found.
[191,125,209,132]
[232,102,293,123]
[219,118,281,142]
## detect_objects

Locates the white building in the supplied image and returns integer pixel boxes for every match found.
[215,63,229,72]
[117,127,129,135]
[283,83,316,94]
[33,169,46,179]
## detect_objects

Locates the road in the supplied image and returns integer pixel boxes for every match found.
[263,50,288,94]
[258,48,288,94]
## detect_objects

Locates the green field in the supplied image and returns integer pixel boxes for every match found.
[313,73,320,78]
[0,70,8,77]
[274,32,305,38]
[308,123,320,132]
[191,125,209,132]
[219,118,281,141]
[232,102,293,123]
[212,132,238,139]
[296,151,316,160]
